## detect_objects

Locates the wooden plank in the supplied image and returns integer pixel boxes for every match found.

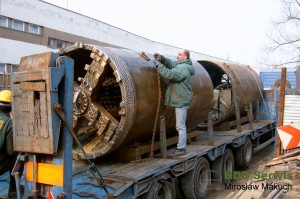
[225,192,236,199]
[240,181,265,199]
[117,131,200,162]
[266,155,300,167]
[138,130,200,155]
[18,52,53,71]
[20,81,46,91]
[117,120,276,162]
[271,147,300,161]
[13,72,45,82]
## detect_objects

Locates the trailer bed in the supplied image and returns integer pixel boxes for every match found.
[71,120,276,198]
[0,120,275,198]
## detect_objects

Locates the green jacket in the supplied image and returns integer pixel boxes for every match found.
[157,56,195,107]
[0,111,14,174]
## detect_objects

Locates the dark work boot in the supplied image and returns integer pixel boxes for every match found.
[173,148,186,156]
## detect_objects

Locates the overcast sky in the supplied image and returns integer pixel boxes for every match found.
[43,0,282,69]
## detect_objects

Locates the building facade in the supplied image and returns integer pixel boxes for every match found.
[0,0,226,89]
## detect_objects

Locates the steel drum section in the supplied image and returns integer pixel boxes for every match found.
[60,43,214,159]
[199,61,263,125]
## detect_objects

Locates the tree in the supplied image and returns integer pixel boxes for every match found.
[264,0,300,68]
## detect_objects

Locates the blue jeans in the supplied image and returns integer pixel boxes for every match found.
[175,106,189,149]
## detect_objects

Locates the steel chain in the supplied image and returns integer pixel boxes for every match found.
[149,68,162,159]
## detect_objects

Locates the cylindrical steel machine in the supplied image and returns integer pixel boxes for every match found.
[198,61,264,124]
[59,43,214,159]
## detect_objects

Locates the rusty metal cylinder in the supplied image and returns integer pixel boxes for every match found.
[198,61,263,124]
[59,43,214,159]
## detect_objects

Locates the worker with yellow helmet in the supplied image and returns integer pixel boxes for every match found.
[0,90,17,197]
[0,89,12,113]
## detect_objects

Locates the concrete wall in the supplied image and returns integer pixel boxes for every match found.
[0,0,224,65]
[0,38,50,64]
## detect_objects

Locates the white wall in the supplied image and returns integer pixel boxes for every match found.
[0,38,54,64]
[0,0,225,63]
[1,0,174,53]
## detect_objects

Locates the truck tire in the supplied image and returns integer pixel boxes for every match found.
[181,157,211,199]
[140,174,175,199]
[235,136,252,169]
[212,148,235,183]
[175,179,185,199]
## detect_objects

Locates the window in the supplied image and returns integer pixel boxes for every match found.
[6,64,12,73]
[28,23,40,34]
[57,39,64,48]
[6,64,13,73]
[48,38,74,49]
[48,38,56,48]
[0,64,18,74]
[12,19,24,31]
[0,64,5,74]
[0,16,8,27]
[48,38,62,48]
[11,65,18,72]
[66,41,75,47]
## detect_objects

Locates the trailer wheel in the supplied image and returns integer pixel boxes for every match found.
[212,148,235,183]
[181,157,211,199]
[140,174,175,199]
[235,136,252,169]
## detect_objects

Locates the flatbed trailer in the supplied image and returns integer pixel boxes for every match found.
[0,120,275,199]
[71,120,276,198]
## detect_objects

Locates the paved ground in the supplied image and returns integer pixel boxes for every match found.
[206,143,276,199]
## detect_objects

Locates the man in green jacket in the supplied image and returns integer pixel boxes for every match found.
[0,90,17,197]
[154,49,195,156]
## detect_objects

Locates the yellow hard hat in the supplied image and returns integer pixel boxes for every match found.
[0,90,12,103]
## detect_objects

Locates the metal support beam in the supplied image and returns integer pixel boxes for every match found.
[160,116,167,158]
[53,56,74,198]
[234,96,242,132]
[256,99,260,122]
[248,103,254,130]
[208,112,214,146]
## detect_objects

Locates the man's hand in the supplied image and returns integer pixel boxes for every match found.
[154,53,161,61]
[153,60,160,68]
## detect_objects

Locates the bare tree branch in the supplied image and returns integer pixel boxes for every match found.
[273,60,300,67]
[277,0,300,24]
[276,38,300,48]
[258,60,300,68]
[276,16,300,25]
[264,0,300,67]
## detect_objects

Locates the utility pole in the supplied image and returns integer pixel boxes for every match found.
[276,67,286,157]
